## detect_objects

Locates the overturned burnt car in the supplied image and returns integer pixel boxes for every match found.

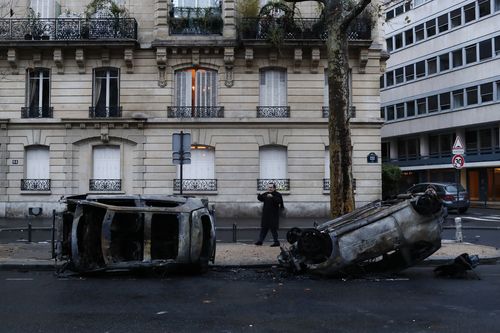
[279,192,445,276]
[56,195,216,274]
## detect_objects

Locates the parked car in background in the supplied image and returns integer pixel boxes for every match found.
[407,182,470,213]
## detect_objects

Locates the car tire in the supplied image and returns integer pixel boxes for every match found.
[458,207,468,214]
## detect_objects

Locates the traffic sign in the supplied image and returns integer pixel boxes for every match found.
[452,136,464,155]
[452,154,465,169]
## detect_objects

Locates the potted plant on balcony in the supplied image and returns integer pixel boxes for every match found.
[85,0,130,38]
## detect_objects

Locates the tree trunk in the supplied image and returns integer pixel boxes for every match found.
[327,23,354,218]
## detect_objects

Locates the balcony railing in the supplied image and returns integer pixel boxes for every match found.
[169,6,223,35]
[257,106,290,118]
[240,17,371,41]
[173,179,217,191]
[257,179,290,191]
[167,106,224,118]
[21,179,51,191]
[323,178,330,191]
[0,18,138,41]
[89,106,122,118]
[21,106,53,118]
[89,179,122,191]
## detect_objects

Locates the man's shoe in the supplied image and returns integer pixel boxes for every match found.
[270,242,280,247]
[254,241,263,246]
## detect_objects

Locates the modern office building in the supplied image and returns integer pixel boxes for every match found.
[0,0,385,217]
[381,0,500,204]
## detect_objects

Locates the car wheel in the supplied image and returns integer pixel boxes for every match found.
[458,207,468,214]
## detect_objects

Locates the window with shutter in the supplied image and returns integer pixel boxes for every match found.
[176,146,217,191]
[26,146,50,179]
[93,146,120,179]
[259,68,287,106]
[93,68,120,117]
[26,68,50,118]
[175,69,218,107]
[259,145,288,190]
[30,0,57,18]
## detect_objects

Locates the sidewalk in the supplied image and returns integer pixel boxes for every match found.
[0,239,498,271]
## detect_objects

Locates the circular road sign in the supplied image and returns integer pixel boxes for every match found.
[452,154,465,169]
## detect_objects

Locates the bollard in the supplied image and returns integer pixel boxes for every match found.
[28,221,32,243]
[454,217,463,242]
[51,209,56,258]
[232,223,237,243]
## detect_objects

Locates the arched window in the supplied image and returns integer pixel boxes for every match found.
[90,145,121,191]
[258,145,289,191]
[25,68,51,118]
[92,68,120,117]
[22,146,50,191]
[170,68,221,118]
[258,68,289,117]
[175,146,217,191]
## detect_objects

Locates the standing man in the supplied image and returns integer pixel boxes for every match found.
[255,183,284,247]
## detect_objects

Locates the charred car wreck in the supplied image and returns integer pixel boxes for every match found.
[279,192,445,276]
[56,195,216,274]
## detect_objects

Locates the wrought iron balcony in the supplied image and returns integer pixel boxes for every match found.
[21,106,53,118]
[89,179,122,191]
[257,106,290,118]
[173,179,217,191]
[167,106,224,118]
[257,179,290,191]
[169,6,223,35]
[240,17,371,41]
[323,178,330,191]
[89,106,122,118]
[21,179,51,191]
[0,18,138,41]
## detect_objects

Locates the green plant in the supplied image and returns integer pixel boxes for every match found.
[235,0,259,18]
[382,163,402,200]
[26,7,43,39]
[85,0,129,18]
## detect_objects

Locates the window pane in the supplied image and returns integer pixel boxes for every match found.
[380,107,385,119]
[416,60,425,78]
[437,14,448,33]
[415,24,425,41]
[465,45,477,63]
[395,68,404,84]
[495,36,500,55]
[450,8,462,28]
[496,0,500,11]
[440,134,452,155]
[395,33,403,49]
[380,75,385,89]
[396,103,405,118]
[405,64,415,81]
[479,0,491,17]
[109,77,118,108]
[440,92,451,110]
[395,5,404,15]
[386,38,393,52]
[427,57,437,75]
[466,130,477,151]
[406,100,415,117]
[479,39,492,60]
[417,98,426,114]
[480,82,493,102]
[464,3,476,23]
[466,86,478,105]
[439,53,449,71]
[479,129,492,150]
[387,105,395,120]
[386,71,394,86]
[428,95,438,113]
[452,49,463,67]
[405,29,413,45]
[453,89,464,108]
[386,10,395,20]
[426,19,436,37]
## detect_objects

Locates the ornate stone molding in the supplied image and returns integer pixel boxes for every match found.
[358,49,369,74]
[100,124,109,143]
[33,52,42,66]
[75,49,85,74]
[224,47,235,88]
[294,48,302,73]
[7,49,17,74]
[124,48,134,74]
[192,48,200,66]
[156,47,167,88]
[53,49,64,74]
[311,48,320,73]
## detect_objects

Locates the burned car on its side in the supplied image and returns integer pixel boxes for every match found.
[279,191,445,276]
[56,195,216,274]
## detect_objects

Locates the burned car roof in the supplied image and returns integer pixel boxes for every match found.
[57,194,216,274]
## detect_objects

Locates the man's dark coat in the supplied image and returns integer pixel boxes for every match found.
[257,191,284,229]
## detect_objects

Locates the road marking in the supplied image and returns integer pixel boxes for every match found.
[462,216,500,222]
[5,278,34,281]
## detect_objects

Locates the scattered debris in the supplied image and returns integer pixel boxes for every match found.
[434,253,480,280]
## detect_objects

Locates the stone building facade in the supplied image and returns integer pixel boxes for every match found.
[0,0,384,218]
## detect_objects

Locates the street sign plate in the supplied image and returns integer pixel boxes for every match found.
[452,136,464,155]
[452,154,465,169]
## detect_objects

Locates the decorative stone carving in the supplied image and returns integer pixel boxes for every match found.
[192,48,200,66]
[7,49,17,74]
[53,49,64,74]
[294,48,302,73]
[224,47,235,88]
[359,49,369,74]
[156,47,167,88]
[311,48,320,73]
[124,48,134,74]
[75,49,85,74]
[100,125,109,143]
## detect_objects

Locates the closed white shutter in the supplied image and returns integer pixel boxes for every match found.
[180,147,215,179]
[260,69,287,106]
[26,146,49,179]
[175,70,193,107]
[259,146,287,179]
[93,146,120,179]
[196,70,217,107]
[31,0,56,18]
[324,148,329,178]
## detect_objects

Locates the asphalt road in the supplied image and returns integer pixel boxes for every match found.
[1,265,499,333]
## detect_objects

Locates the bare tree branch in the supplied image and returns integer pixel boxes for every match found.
[340,0,372,31]
[283,0,327,6]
